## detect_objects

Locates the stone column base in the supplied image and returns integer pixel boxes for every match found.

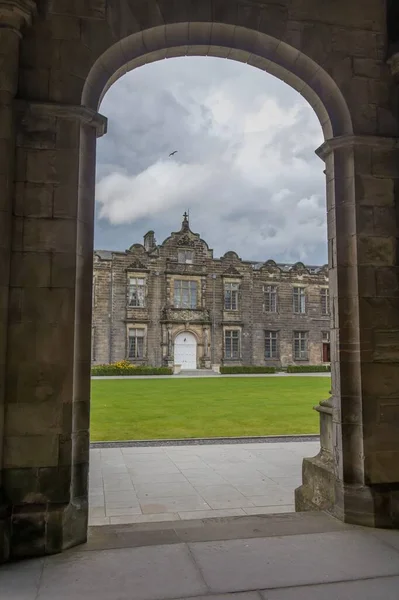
[0,499,87,562]
[295,451,335,512]
[296,454,399,529]
[0,502,11,563]
[332,481,399,529]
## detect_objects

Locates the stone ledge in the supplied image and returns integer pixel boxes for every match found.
[316,134,399,160]
[85,511,351,552]
[15,100,108,136]
[0,0,36,32]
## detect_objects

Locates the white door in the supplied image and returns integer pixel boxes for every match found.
[174,332,197,370]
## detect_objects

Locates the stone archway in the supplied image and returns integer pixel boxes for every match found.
[1,0,398,562]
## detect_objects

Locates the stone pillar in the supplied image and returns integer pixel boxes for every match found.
[2,100,106,560]
[296,134,399,528]
[203,327,209,357]
[0,0,36,564]
[202,326,211,369]
[167,325,173,360]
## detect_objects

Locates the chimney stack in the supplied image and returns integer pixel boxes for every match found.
[144,230,156,252]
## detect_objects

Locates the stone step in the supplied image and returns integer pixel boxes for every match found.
[175,369,220,377]
[86,511,350,552]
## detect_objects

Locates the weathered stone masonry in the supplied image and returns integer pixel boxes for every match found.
[1,0,399,563]
[92,215,330,369]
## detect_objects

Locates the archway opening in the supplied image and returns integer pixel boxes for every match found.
[84,24,351,528]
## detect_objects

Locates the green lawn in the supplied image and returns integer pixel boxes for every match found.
[90,377,330,441]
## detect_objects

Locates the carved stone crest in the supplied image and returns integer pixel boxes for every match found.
[126,259,148,271]
[177,234,195,247]
[222,265,242,278]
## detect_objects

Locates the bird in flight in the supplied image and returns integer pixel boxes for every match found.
[169,150,178,156]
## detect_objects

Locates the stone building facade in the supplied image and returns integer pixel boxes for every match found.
[92,215,330,370]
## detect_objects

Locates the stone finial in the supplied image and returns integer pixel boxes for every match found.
[0,0,36,31]
[181,211,190,232]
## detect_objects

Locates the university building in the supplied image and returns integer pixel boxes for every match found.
[92,214,330,370]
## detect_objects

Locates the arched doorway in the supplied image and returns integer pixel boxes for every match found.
[2,1,399,562]
[174,332,197,370]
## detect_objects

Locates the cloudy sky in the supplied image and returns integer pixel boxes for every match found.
[95,56,327,265]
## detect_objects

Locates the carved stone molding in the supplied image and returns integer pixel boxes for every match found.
[316,134,399,160]
[177,234,195,247]
[222,266,243,278]
[15,100,108,136]
[126,259,149,272]
[0,0,36,33]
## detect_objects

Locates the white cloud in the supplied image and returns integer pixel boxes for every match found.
[95,56,326,264]
[97,160,210,224]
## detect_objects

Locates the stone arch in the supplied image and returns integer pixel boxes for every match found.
[82,23,353,140]
[4,0,399,564]
[173,327,201,344]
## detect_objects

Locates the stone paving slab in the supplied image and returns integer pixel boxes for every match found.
[3,514,399,600]
[89,441,318,525]
[261,576,399,599]
[189,531,399,593]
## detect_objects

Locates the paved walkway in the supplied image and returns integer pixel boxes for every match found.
[4,511,399,599]
[89,441,318,525]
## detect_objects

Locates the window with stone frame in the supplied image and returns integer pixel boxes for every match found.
[128,276,146,307]
[128,328,145,359]
[178,249,194,264]
[293,286,306,314]
[265,330,279,359]
[174,279,197,309]
[320,288,330,315]
[294,331,308,360]
[224,329,241,359]
[224,282,240,310]
[263,285,278,313]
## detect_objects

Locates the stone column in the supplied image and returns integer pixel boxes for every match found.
[202,326,211,369]
[167,325,173,359]
[0,0,36,563]
[296,134,399,528]
[203,327,209,357]
[2,100,106,560]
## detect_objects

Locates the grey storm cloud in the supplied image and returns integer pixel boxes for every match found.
[95,56,327,264]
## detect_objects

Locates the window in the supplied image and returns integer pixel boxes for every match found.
[224,330,240,359]
[128,277,146,307]
[293,287,306,313]
[322,331,330,343]
[224,282,240,310]
[128,328,145,359]
[174,279,197,308]
[294,331,308,360]
[322,331,331,362]
[265,331,278,359]
[264,285,277,312]
[178,250,194,264]
[321,288,330,315]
